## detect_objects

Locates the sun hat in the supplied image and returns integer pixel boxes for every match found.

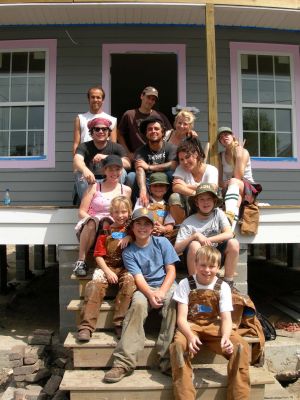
[217,126,233,140]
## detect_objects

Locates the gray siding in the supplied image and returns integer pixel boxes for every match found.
[0,25,299,205]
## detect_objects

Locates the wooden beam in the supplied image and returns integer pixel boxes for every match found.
[205,3,218,166]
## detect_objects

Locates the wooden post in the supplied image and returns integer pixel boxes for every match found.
[205,3,218,166]
[48,245,57,264]
[0,245,8,294]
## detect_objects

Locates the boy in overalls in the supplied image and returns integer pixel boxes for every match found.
[170,245,250,400]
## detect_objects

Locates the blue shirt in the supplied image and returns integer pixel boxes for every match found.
[122,236,179,287]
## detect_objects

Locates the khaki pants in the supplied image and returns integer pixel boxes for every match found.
[170,323,250,400]
[79,267,136,332]
[112,283,177,371]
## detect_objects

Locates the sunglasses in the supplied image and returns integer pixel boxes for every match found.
[93,127,109,133]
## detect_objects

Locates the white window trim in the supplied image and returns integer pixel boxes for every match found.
[230,42,300,170]
[0,39,57,169]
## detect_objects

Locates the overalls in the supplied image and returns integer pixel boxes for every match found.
[170,277,250,400]
[78,227,136,333]
[147,202,178,243]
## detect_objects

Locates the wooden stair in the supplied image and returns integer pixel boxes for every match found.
[61,274,276,399]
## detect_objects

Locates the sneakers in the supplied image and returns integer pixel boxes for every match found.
[77,329,91,342]
[104,367,133,383]
[73,260,88,277]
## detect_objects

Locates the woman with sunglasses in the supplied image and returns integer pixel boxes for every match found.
[169,139,218,224]
[73,154,132,277]
[73,118,131,201]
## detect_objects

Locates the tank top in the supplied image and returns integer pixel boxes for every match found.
[88,182,124,219]
[221,151,254,183]
[78,111,117,143]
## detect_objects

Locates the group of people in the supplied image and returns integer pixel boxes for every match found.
[71,85,263,399]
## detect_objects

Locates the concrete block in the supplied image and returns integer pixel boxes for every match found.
[25,368,51,383]
[13,360,43,376]
[59,285,78,304]
[24,346,45,365]
[10,359,23,368]
[9,346,26,361]
[265,336,300,374]
[1,386,15,400]
[57,246,78,265]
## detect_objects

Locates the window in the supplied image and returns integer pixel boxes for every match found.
[230,42,300,169]
[0,40,56,168]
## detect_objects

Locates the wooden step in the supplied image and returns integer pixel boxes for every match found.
[64,332,259,368]
[60,365,274,400]
[67,300,114,329]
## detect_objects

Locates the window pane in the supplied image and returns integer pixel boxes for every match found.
[241,54,257,77]
[28,106,44,129]
[259,79,274,103]
[276,109,291,132]
[0,132,9,156]
[0,77,9,102]
[12,52,28,73]
[276,81,291,104]
[277,133,292,157]
[11,107,27,130]
[274,56,290,76]
[259,109,274,131]
[29,52,45,73]
[11,76,27,102]
[28,131,44,156]
[243,108,258,130]
[242,79,258,103]
[0,53,11,73]
[10,131,26,156]
[261,132,275,156]
[28,77,44,101]
[244,131,258,156]
[0,107,9,130]
[258,55,273,78]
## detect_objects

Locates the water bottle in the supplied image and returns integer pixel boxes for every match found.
[3,188,11,206]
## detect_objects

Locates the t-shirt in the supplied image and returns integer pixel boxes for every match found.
[118,109,172,152]
[175,208,230,246]
[134,142,177,172]
[75,140,127,176]
[173,163,218,186]
[173,276,233,313]
[122,236,179,287]
[78,111,117,143]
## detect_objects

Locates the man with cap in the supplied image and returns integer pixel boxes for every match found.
[128,115,177,206]
[104,207,179,383]
[117,86,172,158]
[73,85,117,156]
[174,182,239,289]
[73,117,131,201]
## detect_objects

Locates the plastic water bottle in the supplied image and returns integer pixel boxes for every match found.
[3,188,11,206]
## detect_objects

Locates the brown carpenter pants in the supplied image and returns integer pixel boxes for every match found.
[170,323,250,400]
[78,267,136,333]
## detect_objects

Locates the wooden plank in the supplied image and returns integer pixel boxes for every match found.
[68,300,114,329]
[61,367,274,394]
[64,332,257,367]
[205,3,218,167]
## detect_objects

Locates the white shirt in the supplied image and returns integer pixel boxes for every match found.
[173,275,233,313]
[173,164,218,186]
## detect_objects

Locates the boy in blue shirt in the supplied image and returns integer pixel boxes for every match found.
[104,208,179,383]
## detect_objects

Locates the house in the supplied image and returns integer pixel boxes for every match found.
[0,0,300,206]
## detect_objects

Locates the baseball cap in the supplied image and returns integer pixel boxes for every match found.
[102,155,123,169]
[188,183,223,209]
[139,115,164,135]
[217,126,233,140]
[149,172,169,186]
[142,86,159,98]
[131,208,155,224]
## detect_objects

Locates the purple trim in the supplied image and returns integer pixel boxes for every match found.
[0,39,57,169]
[102,43,186,113]
[230,42,300,170]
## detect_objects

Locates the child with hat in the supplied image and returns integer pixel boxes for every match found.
[134,172,175,237]
[104,207,179,383]
[174,183,239,288]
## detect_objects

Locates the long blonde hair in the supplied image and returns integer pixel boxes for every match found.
[226,135,240,168]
